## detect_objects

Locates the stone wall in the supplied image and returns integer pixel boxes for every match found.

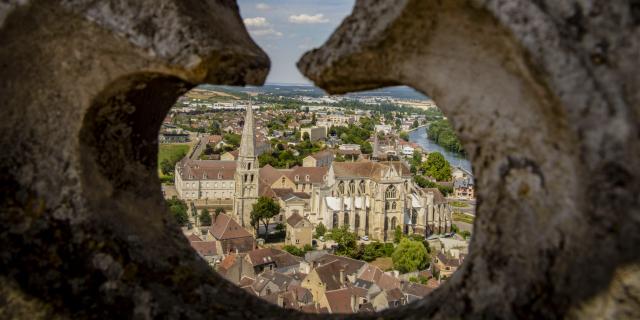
[0,0,638,319]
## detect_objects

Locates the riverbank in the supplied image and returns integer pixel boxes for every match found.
[408,127,472,173]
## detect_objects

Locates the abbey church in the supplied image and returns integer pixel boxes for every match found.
[175,106,452,241]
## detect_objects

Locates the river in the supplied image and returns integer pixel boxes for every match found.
[409,127,473,173]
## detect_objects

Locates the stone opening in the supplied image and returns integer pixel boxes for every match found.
[1,0,638,318]
[161,83,474,313]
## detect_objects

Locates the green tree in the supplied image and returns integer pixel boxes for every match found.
[166,197,188,226]
[315,223,327,238]
[329,226,357,257]
[251,196,281,239]
[394,226,404,243]
[412,120,419,128]
[362,241,385,262]
[361,141,373,154]
[399,131,409,141]
[283,245,305,257]
[199,208,212,226]
[214,207,224,220]
[160,159,173,176]
[302,132,310,141]
[392,238,429,273]
[423,152,452,181]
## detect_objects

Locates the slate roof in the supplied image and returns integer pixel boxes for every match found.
[314,254,366,277]
[314,260,346,291]
[246,248,301,268]
[422,188,447,204]
[401,282,433,298]
[286,213,305,227]
[308,149,334,160]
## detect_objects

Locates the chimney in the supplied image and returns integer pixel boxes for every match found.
[277,294,284,308]
[351,291,357,312]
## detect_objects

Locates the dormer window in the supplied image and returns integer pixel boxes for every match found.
[305,175,310,181]
[295,175,299,181]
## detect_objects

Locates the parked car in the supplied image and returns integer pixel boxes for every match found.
[360,235,369,241]
[319,236,325,242]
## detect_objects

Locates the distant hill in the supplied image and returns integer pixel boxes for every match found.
[196,84,428,100]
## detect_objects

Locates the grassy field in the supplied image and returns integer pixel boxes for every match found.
[449,201,469,207]
[452,212,474,224]
[370,257,393,271]
[158,144,190,178]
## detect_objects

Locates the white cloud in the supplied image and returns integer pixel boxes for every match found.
[250,28,283,38]
[243,17,269,28]
[288,13,329,24]
[256,3,270,10]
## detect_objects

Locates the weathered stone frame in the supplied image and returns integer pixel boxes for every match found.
[1,0,639,319]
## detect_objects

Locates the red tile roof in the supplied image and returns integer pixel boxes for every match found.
[209,213,253,240]
[189,241,218,256]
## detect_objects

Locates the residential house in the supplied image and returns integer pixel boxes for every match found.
[303,150,334,167]
[209,213,255,254]
[285,213,313,248]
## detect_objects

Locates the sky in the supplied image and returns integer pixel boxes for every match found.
[238,0,355,84]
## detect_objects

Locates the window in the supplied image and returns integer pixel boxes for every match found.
[392,201,396,210]
[338,181,344,195]
[385,185,397,199]
[349,180,355,194]
[295,175,299,181]
[247,162,251,170]
[359,180,366,194]
[296,239,300,244]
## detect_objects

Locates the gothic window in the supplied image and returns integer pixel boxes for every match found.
[344,212,349,227]
[359,180,366,194]
[392,201,397,210]
[333,212,339,229]
[250,174,254,182]
[355,214,360,230]
[385,185,397,199]
[338,181,345,195]
[385,201,389,210]
[391,217,397,230]
[244,174,248,182]
[247,162,251,170]
[349,180,356,195]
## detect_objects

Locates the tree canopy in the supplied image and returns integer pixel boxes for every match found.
[251,196,281,239]
[329,226,358,257]
[166,197,188,226]
[423,152,452,181]
[199,208,212,226]
[427,119,464,153]
[392,238,429,273]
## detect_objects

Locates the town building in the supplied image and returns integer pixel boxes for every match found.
[303,150,334,168]
[300,126,327,142]
[285,213,314,248]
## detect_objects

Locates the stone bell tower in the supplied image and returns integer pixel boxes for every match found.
[233,103,259,228]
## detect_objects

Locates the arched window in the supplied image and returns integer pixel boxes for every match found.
[355,214,360,230]
[247,162,251,170]
[391,217,397,230]
[385,201,389,210]
[392,201,397,210]
[281,177,286,186]
[349,180,356,194]
[384,217,389,231]
[385,185,397,199]
[359,180,366,194]
[332,212,339,229]
[344,212,349,227]
[338,181,345,195]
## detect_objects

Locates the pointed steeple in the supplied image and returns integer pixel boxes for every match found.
[239,103,256,158]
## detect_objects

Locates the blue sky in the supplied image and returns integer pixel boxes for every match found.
[238,0,355,84]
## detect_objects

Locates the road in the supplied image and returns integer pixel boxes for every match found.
[190,134,206,160]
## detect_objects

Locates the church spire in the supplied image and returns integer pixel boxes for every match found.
[238,102,256,158]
